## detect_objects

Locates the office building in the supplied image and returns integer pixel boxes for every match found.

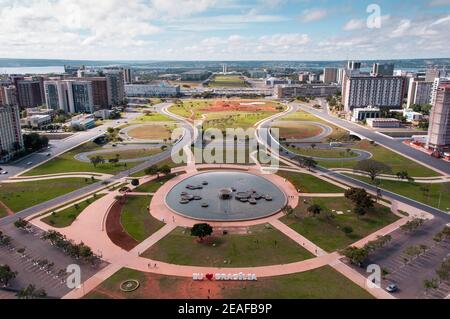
[0,85,17,106]
[105,71,125,106]
[342,71,406,111]
[347,61,362,71]
[16,79,44,108]
[0,105,24,161]
[372,63,394,76]
[430,77,450,106]
[427,84,450,152]
[407,79,433,108]
[337,68,346,85]
[351,106,381,122]
[125,84,180,97]
[323,68,338,84]
[366,118,401,128]
[44,80,94,113]
[425,68,441,82]
[123,68,133,84]
[70,114,96,130]
[180,70,211,81]
[20,114,52,129]
[89,77,109,109]
[249,70,267,79]
[274,84,341,98]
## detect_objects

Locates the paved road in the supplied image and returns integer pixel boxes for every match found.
[0,103,194,226]
[258,104,450,223]
[0,110,143,181]
[292,102,450,176]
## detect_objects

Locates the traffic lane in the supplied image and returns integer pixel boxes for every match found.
[293,103,450,175]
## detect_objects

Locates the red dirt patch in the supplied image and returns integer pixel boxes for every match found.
[105,199,139,251]
[0,200,14,216]
[201,100,278,113]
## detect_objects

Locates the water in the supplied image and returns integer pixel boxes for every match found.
[0,66,65,75]
[165,171,286,221]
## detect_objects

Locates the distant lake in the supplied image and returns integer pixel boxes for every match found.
[0,66,65,75]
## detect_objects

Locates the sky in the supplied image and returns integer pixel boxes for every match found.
[0,0,450,61]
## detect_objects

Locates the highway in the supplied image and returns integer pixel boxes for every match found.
[0,109,143,181]
[0,102,194,226]
[292,102,450,176]
[257,103,450,224]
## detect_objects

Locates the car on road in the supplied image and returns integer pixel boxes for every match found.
[1,171,8,175]
[46,153,51,157]
[26,161,33,165]
[386,284,398,293]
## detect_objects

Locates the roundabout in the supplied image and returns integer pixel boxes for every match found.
[164,171,287,222]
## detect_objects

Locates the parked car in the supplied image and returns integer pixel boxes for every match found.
[26,161,33,165]
[1,171,8,175]
[386,284,398,293]
[46,153,51,157]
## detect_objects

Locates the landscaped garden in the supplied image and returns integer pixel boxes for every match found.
[287,146,360,159]
[272,121,323,140]
[0,178,97,213]
[85,266,373,299]
[134,173,176,193]
[133,112,175,123]
[141,224,314,267]
[281,197,399,252]
[126,124,178,141]
[120,196,165,242]
[207,75,250,88]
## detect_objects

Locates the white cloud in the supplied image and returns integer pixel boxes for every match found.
[299,8,327,23]
[428,0,450,6]
[343,19,366,31]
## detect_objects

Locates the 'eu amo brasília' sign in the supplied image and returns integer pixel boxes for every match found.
[193,272,257,281]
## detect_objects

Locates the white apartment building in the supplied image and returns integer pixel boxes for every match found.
[125,84,180,97]
[427,84,450,152]
[0,105,24,161]
[430,77,450,106]
[323,67,338,84]
[342,71,405,112]
[406,79,433,108]
[44,80,94,113]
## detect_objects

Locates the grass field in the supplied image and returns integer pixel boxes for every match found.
[281,197,399,252]
[133,112,175,122]
[134,174,176,193]
[344,174,450,211]
[85,266,373,299]
[23,142,142,176]
[204,111,277,130]
[0,205,8,218]
[272,121,323,140]
[88,148,163,161]
[130,156,187,177]
[287,146,360,159]
[207,75,250,88]
[142,224,314,267]
[120,196,165,242]
[126,124,176,140]
[318,140,440,177]
[41,194,105,228]
[0,178,97,213]
[276,171,344,193]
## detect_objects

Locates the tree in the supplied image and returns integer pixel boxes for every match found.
[400,218,425,233]
[145,165,160,178]
[0,264,17,287]
[191,223,213,242]
[354,159,391,182]
[160,165,171,176]
[302,157,317,170]
[14,218,29,230]
[341,246,369,265]
[307,204,322,216]
[282,205,294,216]
[90,156,104,168]
[131,179,140,186]
[345,188,374,216]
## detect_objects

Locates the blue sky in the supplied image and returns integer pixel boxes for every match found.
[0,0,449,60]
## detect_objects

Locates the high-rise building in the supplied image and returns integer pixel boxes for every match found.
[89,77,109,109]
[342,71,406,111]
[44,80,94,113]
[337,68,346,85]
[347,61,361,71]
[406,79,433,108]
[105,71,125,106]
[323,67,338,84]
[372,63,394,76]
[425,68,441,82]
[44,80,69,112]
[427,84,450,152]
[0,85,17,106]
[16,79,44,108]
[123,68,133,84]
[0,105,24,161]
[430,77,450,106]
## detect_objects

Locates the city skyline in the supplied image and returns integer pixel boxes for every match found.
[1,0,450,61]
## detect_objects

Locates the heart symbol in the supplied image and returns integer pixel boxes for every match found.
[206,273,214,281]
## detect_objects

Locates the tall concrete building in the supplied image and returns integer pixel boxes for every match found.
[44,80,94,113]
[342,71,406,111]
[425,68,441,82]
[0,105,24,161]
[44,80,69,112]
[16,79,44,108]
[372,63,394,76]
[123,68,133,84]
[427,84,450,152]
[105,71,125,106]
[406,79,433,108]
[430,77,450,106]
[337,68,346,85]
[89,77,109,109]
[323,67,338,84]
[347,61,361,71]
[0,85,17,106]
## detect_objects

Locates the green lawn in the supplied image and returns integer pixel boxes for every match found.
[0,178,97,213]
[120,196,165,242]
[87,148,162,161]
[345,175,450,211]
[134,174,176,193]
[41,194,105,228]
[142,224,314,267]
[287,146,359,159]
[0,205,8,218]
[130,156,186,177]
[23,142,142,176]
[276,171,344,193]
[281,197,399,252]
[204,111,277,130]
[133,112,175,122]
[85,266,372,299]
[208,75,250,88]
